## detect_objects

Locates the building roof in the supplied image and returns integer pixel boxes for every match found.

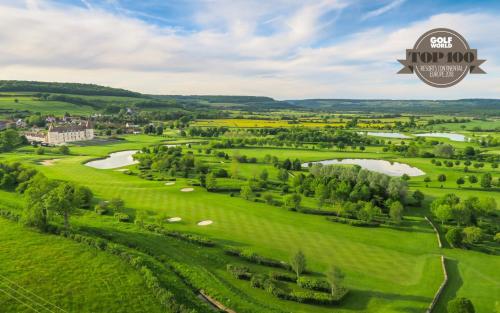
[48,121,93,133]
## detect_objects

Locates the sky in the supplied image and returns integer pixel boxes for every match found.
[0,0,500,99]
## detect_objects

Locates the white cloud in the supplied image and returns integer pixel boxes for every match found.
[0,1,498,99]
[362,0,405,20]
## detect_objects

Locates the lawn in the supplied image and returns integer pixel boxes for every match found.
[0,133,498,312]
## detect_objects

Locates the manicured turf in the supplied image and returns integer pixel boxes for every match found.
[1,133,498,312]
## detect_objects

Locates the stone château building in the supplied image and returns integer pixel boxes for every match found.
[25,121,94,145]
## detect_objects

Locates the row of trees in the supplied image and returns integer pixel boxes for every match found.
[134,146,199,178]
[0,162,93,231]
[431,194,497,226]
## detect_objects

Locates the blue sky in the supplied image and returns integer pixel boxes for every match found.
[0,0,499,99]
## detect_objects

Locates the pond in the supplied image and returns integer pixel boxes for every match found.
[360,132,412,139]
[303,159,425,176]
[414,132,467,142]
[85,150,138,169]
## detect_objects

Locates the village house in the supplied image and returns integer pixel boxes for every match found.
[24,121,94,145]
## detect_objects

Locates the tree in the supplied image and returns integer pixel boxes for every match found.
[476,197,496,221]
[231,155,239,178]
[433,144,454,158]
[456,177,465,188]
[259,169,269,181]
[263,192,273,205]
[277,169,289,183]
[462,227,482,244]
[290,250,306,278]
[480,173,492,188]
[447,297,475,313]
[412,190,424,206]
[463,146,475,157]
[283,193,301,210]
[315,183,328,207]
[292,159,302,171]
[109,198,125,213]
[326,265,345,296]
[23,173,53,230]
[75,185,93,209]
[206,172,217,191]
[468,175,477,186]
[446,228,463,247]
[0,129,23,152]
[432,204,453,225]
[358,202,380,223]
[240,185,253,200]
[438,174,447,183]
[45,182,77,229]
[58,145,70,155]
[135,210,147,227]
[389,201,404,224]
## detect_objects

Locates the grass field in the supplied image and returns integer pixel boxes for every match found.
[1,131,498,312]
[0,218,164,313]
[0,95,96,115]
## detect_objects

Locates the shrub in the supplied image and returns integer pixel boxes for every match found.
[446,227,463,248]
[226,264,252,280]
[326,216,379,227]
[462,227,482,244]
[94,201,109,215]
[495,232,500,243]
[143,223,215,247]
[224,247,291,270]
[250,274,268,288]
[289,288,348,305]
[447,297,475,313]
[297,277,330,292]
[269,271,296,282]
[114,212,130,222]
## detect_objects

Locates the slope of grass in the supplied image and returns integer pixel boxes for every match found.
[0,133,498,312]
[0,218,164,313]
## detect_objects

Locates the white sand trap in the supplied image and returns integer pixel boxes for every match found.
[197,220,213,226]
[181,187,194,192]
[40,159,60,166]
[168,217,182,222]
[165,182,176,186]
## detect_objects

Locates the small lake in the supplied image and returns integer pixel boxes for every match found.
[414,133,467,142]
[85,150,138,169]
[304,159,425,176]
[360,132,412,139]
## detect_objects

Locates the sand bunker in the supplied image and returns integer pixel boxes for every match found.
[40,159,60,166]
[165,182,176,186]
[181,187,194,192]
[168,217,182,222]
[197,220,213,226]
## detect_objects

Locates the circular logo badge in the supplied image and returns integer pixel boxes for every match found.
[398,28,485,88]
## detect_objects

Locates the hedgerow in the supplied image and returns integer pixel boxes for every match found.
[223,247,291,270]
[143,223,215,247]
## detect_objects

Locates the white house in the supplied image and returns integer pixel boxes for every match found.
[25,121,94,145]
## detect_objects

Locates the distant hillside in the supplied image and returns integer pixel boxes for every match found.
[151,95,295,110]
[287,99,500,116]
[0,80,142,97]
